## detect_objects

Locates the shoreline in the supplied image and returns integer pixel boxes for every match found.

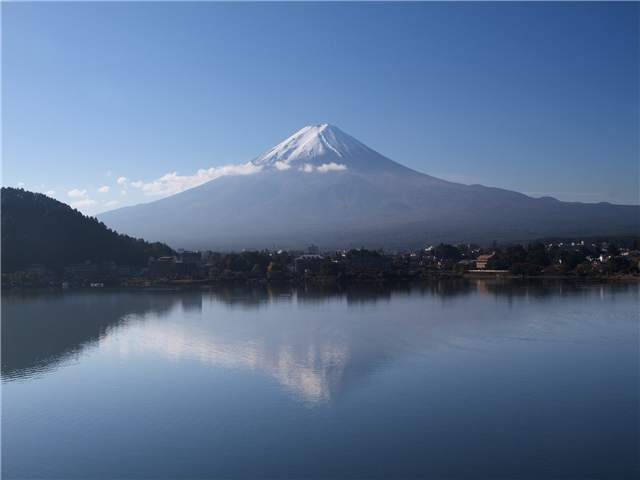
[3,272,638,291]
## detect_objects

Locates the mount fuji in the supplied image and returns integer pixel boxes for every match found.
[98,124,638,250]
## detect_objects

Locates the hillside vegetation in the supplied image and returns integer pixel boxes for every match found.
[1,188,176,274]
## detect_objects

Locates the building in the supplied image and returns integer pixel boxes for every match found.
[66,261,99,280]
[295,254,325,273]
[475,253,495,269]
[173,260,185,273]
[156,256,176,275]
[24,264,47,275]
[180,251,202,272]
[118,266,132,277]
[148,256,157,275]
[308,244,319,255]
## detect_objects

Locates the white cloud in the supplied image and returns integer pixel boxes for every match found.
[70,199,98,208]
[68,189,87,197]
[117,177,129,185]
[98,186,111,193]
[317,162,347,172]
[17,182,24,187]
[130,162,263,197]
[45,190,56,196]
[119,190,127,196]
[274,161,291,171]
[104,200,119,207]
[106,171,113,177]
[298,163,347,173]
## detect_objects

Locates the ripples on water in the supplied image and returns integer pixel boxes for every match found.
[2,280,638,479]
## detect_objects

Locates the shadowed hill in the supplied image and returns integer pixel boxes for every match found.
[1,187,176,274]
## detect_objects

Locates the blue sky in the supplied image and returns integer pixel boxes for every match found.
[3,2,638,214]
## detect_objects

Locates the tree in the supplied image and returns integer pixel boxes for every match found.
[267,261,287,281]
[251,264,263,276]
[26,270,42,284]
[346,248,381,258]
[526,241,545,253]
[320,258,340,276]
[488,245,526,269]
[11,271,26,285]
[434,243,461,261]
[575,260,594,277]
[527,250,550,267]
[225,254,249,273]
[457,244,470,256]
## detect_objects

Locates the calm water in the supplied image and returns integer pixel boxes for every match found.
[2,280,638,479]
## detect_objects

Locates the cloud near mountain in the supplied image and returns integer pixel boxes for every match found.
[118,133,352,198]
[129,162,264,197]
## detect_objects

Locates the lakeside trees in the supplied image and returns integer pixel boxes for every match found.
[206,250,292,282]
[485,240,638,277]
[199,242,639,284]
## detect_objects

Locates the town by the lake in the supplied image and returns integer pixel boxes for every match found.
[6,238,639,289]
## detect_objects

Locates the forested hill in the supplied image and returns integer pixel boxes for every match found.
[1,188,176,274]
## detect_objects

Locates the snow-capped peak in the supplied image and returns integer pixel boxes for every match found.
[252,124,375,168]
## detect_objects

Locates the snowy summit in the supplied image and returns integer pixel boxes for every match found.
[252,124,378,172]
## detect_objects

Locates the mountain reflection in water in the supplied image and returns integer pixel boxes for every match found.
[2,280,635,405]
[3,280,638,480]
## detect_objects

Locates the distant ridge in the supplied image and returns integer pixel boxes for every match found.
[98,125,640,250]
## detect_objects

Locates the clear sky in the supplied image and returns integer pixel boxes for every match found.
[3,2,638,215]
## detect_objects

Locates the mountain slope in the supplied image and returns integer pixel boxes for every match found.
[1,188,176,274]
[98,124,639,250]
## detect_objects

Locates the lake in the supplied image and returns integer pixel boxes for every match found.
[2,280,638,479]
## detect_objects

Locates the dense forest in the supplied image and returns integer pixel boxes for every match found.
[1,188,176,274]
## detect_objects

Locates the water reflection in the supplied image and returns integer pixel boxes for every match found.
[3,281,635,405]
[1,289,181,380]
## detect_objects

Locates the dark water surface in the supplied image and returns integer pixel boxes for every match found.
[2,280,638,479]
